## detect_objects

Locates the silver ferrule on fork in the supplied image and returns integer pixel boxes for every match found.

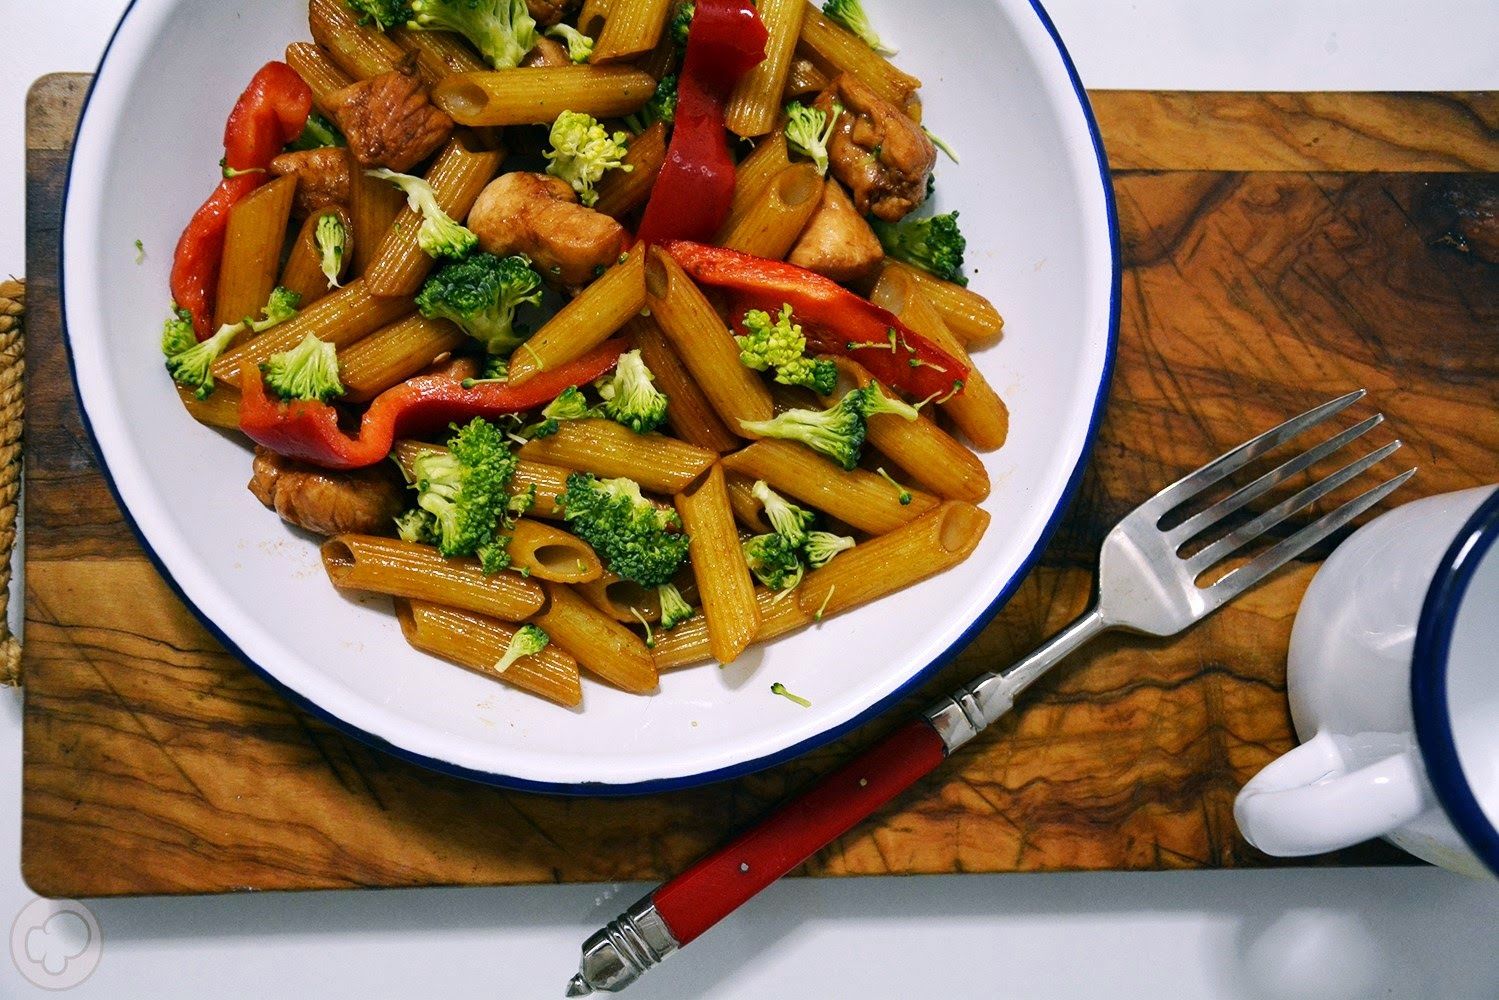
[566,895,679,997]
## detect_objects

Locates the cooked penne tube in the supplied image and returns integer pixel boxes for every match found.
[389,27,487,80]
[594,121,667,220]
[722,470,771,532]
[395,599,582,707]
[176,384,240,430]
[365,137,504,297]
[309,0,407,81]
[833,358,990,502]
[675,465,761,663]
[716,161,824,260]
[880,260,1004,344]
[725,0,806,137]
[391,441,571,520]
[432,67,656,126]
[644,247,774,430]
[507,243,646,385]
[214,176,297,329]
[723,132,790,230]
[212,280,415,385]
[652,587,813,671]
[280,205,353,307]
[337,314,467,403]
[576,572,668,623]
[796,501,989,618]
[870,267,1009,450]
[627,315,739,453]
[721,440,937,534]
[348,164,407,276]
[505,519,603,584]
[519,419,715,495]
[783,55,828,98]
[798,3,921,114]
[322,535,547,621]
[591,0,671,62]
[577,0,615,36]
[286,42,355,118]
[536,581,658,693]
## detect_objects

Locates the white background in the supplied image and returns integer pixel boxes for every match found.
[2,1,1498,998]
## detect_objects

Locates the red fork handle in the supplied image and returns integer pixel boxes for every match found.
[653,718,948,945]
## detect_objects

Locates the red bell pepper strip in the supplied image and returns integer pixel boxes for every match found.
[172,62,312,338]
[635,0,767,245]
[659,241,970,400]
[240,339,630,470]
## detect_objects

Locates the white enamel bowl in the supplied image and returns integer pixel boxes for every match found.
[62,0,1117,793]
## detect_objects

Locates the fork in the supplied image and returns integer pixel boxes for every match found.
[565,390,1416,997]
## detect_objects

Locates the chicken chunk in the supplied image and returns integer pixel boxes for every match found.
[527,0,573,27]
[326,68,453,173]
[249,447,407,538]
[788,178,885,282]
[521,35,573,68]
[467,172,629,288]
[269,148,351,216]
[816,74,936,223]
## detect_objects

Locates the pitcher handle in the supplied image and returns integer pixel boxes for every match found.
[1233,731,1427,857]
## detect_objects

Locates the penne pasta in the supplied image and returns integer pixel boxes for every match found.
[507,243,646,385]
[505,519,603,584]
[725,0,807,137]
[322,535,547,621]
[214,176,298,330]
[721,440,937,535]
[628,315,739,453]
[176,384,240,430]
[395,599,583,707]
[577,0,615,37]
[575,572,682,624]
[675,465,761,663]
[723,132,790,230]
[880,260,1004,344]
[212,280,415,386]
[286,42,355,119]
[644,247,774,431]
[389,27,487,80]
[594,121,667,220]
[308,0,407,81]
[591,0,672,63]
[280,205,353,307]
[783,55,828,98]
[652,586,813,671]
[833,357,990,502]
[519,419,715,495]
[722,470,771,532]
[365,137,505,297]
[336,314,467,403]
[391,441,571,520]
[795,501,990,618]
[536,581,658,693]
[870,267,1009,450]
[432,67,656,126]
[715,162,824,260]
[348,164,408,276]
[798,3,921,116]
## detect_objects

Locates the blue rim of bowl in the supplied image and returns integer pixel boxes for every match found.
[61,0,1121,796]
[1410,487,1499,877]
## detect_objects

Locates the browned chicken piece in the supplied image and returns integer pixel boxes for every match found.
[527,0,572,27]
[467,172,630,288]
[788,178,885,282]
[249,447,407,538]
[269,148,351,216]
[521,35,573,68]
[815,74,936,223]
[326,68,453,173]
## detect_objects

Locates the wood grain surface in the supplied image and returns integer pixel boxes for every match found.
[22,79,1498,897]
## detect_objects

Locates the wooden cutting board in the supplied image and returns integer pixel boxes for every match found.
[22,76,1498,897]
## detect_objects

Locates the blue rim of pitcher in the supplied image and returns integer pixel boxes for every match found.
[1411,487,1499,879]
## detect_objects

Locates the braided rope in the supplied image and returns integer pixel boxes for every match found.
[0,280,24,685]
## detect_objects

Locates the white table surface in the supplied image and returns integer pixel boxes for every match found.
[3,3,1497,998]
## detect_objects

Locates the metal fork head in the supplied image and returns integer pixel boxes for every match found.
[1096,390,1416,636]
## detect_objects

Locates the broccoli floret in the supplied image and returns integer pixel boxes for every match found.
[246,286,303,333]
[160,305,196,358]
[657,582,694,630]
[544,111,632,208]
[743,533,804,591]
[595,349,668,434]
[803,530,855,569]
[285,111,347,152]
[735,304,837,395]
[924,126,959,164]
[740,389,870,470]
[770,681,812,707]
[416,252,545,355]
[875,466,912,505]
[316,213,348,289]
[260,332,345,403]
[522,385,599,438]
[558,474,690,587]
[869,211,968,286]
[624,75,678,134]
[367,168,478,260]
[546,23,594,62]
[670,1,694,46]
[493,623,549,673]
[821,0,894,54]
[751,480,814,547]
[408,418,520,573]
[407,0,538,69]
[852,381,921,422]
[162,313,239,400]
[783,100,842,177]
[395,508,439,544]
[346,0,412,29]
